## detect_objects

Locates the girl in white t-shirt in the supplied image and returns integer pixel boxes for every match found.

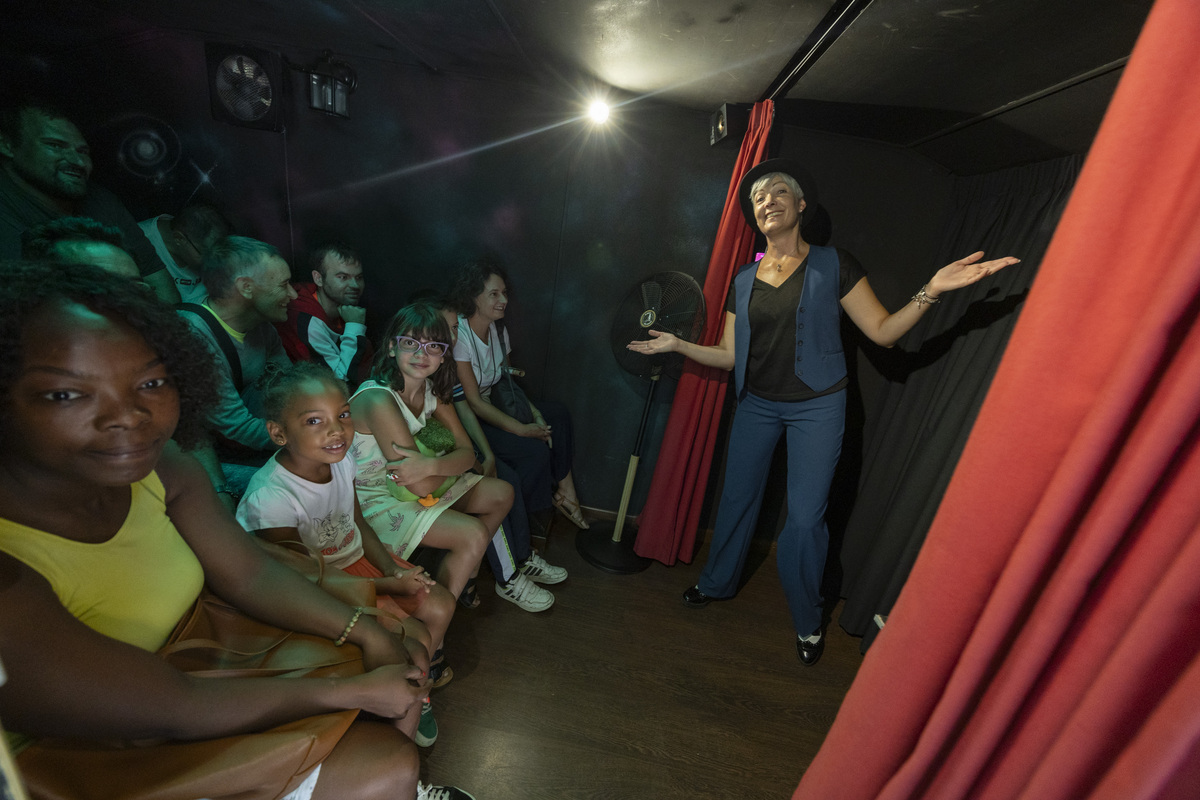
[238,363,460,745]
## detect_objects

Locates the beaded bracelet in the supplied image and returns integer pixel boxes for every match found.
[912,283,942,308]
[334,606,366,647]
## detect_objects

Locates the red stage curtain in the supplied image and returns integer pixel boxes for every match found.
[794,1,1200,798]
[633,100,775,564]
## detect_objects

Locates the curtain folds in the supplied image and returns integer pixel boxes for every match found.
[838,155,1083,642]
[794,1,1200,798]
[633,100,774,565]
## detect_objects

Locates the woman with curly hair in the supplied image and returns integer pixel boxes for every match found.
[449,259,588,530]
[0,263,474,800]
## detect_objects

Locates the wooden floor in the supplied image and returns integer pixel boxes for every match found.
[420,517,863,800]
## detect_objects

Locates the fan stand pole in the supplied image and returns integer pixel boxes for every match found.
[576,374,658,574]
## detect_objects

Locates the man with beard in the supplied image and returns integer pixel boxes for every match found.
[0,98,179,303]
[277,241,375,388]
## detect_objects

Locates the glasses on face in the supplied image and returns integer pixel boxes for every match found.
[395,336,449,357]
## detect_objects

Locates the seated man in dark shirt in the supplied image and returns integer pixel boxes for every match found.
[0,97,178,303]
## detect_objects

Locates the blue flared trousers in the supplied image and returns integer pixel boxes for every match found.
[697,390,845,636]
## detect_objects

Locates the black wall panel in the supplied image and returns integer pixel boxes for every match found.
[16,29,954,525]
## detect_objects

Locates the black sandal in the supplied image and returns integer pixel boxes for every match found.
[457,578,480,609]
[429,648,454,689]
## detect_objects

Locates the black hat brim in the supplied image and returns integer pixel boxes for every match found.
[737,158,819,230]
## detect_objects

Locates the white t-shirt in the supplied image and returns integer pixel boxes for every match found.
[137,214,208,303]
[452,316,510,396]
[236,450,365,570]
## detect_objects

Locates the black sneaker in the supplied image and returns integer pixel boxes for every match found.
[417,782,476,800]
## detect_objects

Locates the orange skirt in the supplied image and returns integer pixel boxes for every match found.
[338,553,427,619]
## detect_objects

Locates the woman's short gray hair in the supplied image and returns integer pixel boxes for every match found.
[749,171,804,202]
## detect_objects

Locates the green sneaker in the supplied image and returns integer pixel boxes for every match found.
[414,697,438,747]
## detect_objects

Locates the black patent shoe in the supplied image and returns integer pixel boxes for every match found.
[797,632,825,666]
[682,585,716,608]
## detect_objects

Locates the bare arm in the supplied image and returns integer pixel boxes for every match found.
[0,554,418,741]
[454,357,547,440]
[354,497,434,597]
[426,397,481,475]
[174,436,235,512]
[350,387,475,496]
[143,268,182,305]
[840,251,1018,347]
[157,448,414,675]
[453,391,497,477]
[253,514,432,601]
[0,450,431,742]
[626,311,737,370]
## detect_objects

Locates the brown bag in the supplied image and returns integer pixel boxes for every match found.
[16,711,358,800]
[159,540,379,678]
[16,543,381,800]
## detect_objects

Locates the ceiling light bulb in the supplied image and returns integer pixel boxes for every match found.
[588,101,610,123]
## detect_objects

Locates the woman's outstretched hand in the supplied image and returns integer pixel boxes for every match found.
[928,251,1020,296]
[627,329,679,355]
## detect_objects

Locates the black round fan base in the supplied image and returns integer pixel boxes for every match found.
[576,522,651,574]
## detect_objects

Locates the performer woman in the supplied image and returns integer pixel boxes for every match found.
[628,159,1017,664]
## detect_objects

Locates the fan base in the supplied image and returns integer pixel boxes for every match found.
[575,522,651,574]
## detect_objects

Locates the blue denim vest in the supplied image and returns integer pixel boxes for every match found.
[732,245,846,399]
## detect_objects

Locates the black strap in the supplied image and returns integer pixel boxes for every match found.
[296,312,323,364]
[180,303,243,393]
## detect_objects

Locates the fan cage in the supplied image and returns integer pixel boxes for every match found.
[613,271,706,379]
[215,54,274,122]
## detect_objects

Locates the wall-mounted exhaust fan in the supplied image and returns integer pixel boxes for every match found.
[205,43,284,132]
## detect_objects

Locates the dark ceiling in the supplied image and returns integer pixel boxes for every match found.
[5,0,1154,174]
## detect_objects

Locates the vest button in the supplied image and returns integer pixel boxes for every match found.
[799,306,806,312]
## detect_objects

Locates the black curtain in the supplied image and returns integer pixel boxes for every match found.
[839,155,1084,646]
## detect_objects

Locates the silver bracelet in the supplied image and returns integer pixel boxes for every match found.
[912,283,942,308]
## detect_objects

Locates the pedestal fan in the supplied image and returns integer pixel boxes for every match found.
[576,272,706,573]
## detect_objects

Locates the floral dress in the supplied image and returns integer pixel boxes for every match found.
[349,379,482,558]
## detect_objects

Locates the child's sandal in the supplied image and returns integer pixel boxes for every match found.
[428,649,454,689]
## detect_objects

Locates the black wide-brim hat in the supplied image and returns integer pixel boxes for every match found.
[737,158,819,230]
